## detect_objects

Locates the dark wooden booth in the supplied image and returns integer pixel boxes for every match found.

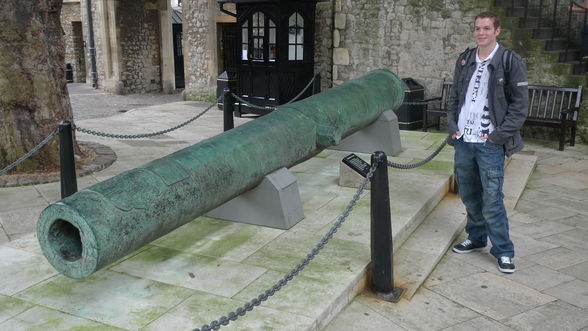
[219,0,326,115]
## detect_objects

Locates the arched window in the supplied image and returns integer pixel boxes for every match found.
[288,13,304,61]
[241,11,277,62]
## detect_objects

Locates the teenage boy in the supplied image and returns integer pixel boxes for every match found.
[447,12,529,274]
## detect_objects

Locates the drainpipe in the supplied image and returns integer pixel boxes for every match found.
[85,0,98,88]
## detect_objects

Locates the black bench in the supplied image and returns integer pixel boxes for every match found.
[422,81,582,151]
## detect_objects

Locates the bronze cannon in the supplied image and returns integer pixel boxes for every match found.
[37,69,405,279]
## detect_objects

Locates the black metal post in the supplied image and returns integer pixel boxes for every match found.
[59,121,78,199]
[312,72,321,95]
[223,89,235,131]
[370,151,404,303]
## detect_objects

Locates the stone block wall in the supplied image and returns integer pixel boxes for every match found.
[81,0,165,94]
[61,1,86,83]
[319,0,491,98]
[183,0,217,101]
[118,0,162,93]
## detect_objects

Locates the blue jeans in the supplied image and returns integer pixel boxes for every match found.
[454,138,514,258]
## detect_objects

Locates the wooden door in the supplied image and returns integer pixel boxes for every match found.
[237,6,280,113]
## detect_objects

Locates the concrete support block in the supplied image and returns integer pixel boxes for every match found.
[207,168,305,230]
[333,48,350,65]
[330,109,402,156]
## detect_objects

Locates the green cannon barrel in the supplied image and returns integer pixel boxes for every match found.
[37,69,404,279]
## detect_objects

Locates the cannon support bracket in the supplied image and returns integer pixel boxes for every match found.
[206,168,304,229]
[330,110,402,156]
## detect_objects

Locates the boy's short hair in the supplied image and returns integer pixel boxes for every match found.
[475,12,501,29]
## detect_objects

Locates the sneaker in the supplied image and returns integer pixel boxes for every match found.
[452,239,486,254]
[498,256,515,273]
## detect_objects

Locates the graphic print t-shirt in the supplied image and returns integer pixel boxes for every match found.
[457,44,498,143]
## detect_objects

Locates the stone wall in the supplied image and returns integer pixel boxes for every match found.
[118,0,162,93]
[81,0,106,89]
[321,0,491,98]
[183,0,217,100]
[61,1,86,83]
[81,0,166,94]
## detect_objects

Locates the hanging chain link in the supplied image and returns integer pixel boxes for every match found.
[193,163,377,331]
[388,137,449,169]
[230,74,317,111]
[230,93,277,111]
[75,97,221,139]
[281,74,316,106]
[400,100,441,106]
[0,129,59,175]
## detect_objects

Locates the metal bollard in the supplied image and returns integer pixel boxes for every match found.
[59,121,78,199]
[370,151,404,302]
[312,72,321,95]
[223,89,235,132]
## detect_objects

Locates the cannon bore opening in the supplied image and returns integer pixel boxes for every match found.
[48,219,83,262]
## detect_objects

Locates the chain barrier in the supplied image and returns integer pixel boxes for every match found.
[75,97,221,139]
[281,74,316,106]
[0,129,59,175]
[388,137,450,170]
[193,163,377,331]
[230,93,277,112]
[230,74,317,111]
[400,100,441,106]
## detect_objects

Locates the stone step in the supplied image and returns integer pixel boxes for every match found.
[393,193,465,299]
[389,152,537,300]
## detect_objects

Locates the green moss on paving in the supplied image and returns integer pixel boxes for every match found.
[413,160,454,172]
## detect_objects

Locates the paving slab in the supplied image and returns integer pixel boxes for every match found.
[423,254,486,288]
[0,206,45,240]
[440,316,513,330]
[557,214,588,230]
[241,229,371,284]
[510,219,576,239]
[0,295,33,324]
[0,246,58,296]
[4,233,44,255]
[509,232,559,258]
[232,270,360,327]
[111,246,269,298]
[505,264,576,291]
[429,272,556,320]
[357,289,479,331]
[0,306,122,330]
[542,279,588,309]
[560,260,588,282]
[15,270,196,330]
[541,228,588,253]
[502,300,588,331]
[524,247,588,270]
[144,290,315,331]
[514,199,578,222]
[0,186,48,210]
[150,217,283,262]
[322,300,406,331]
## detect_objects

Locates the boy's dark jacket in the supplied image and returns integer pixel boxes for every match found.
[447,44,529,157]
